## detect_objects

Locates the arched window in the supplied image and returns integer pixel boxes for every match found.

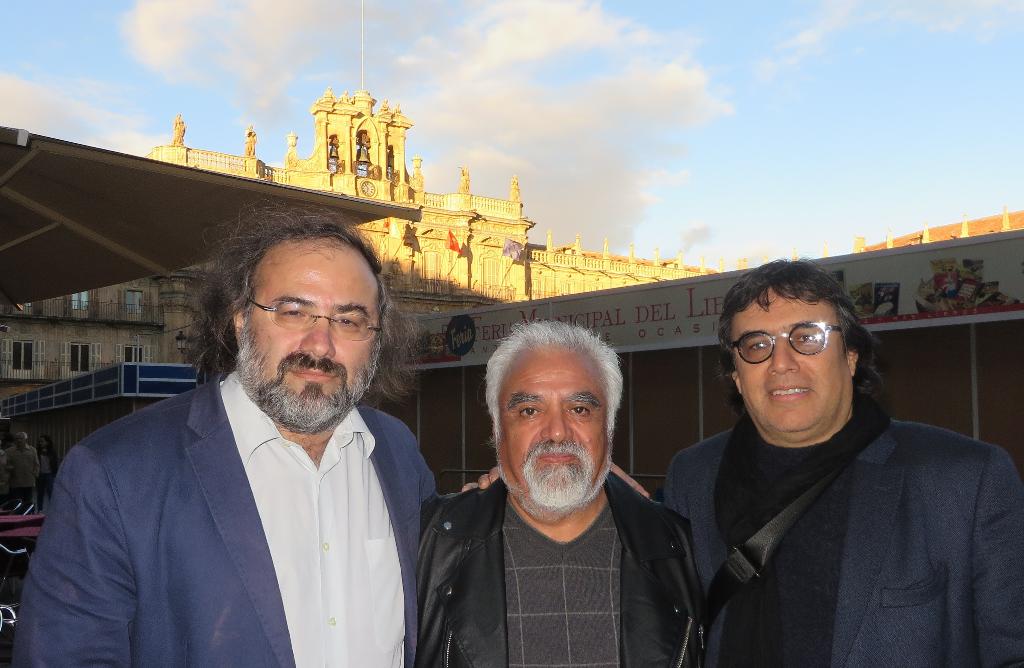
[535,273,548,296]
[355,130,370,177]
[386,145,395,181]
[422,251,440,280]
[328,135,340,174]
[483,257,499,286]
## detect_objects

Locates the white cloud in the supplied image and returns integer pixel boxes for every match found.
[757,0,1024,81]
[679,222,712,254]
[112,0,731,251]
[639,169,691,206]
[885,0,1024,32]
[121,0,363,122]
[120,0,221,84]
[756,0,861,82]
[0,73,165,154]
[650,169,692,188]
[385,2,731,249]
[448,0,656,78]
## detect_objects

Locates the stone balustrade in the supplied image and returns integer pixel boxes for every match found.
[423,192,521,218]
[527,250,702,280]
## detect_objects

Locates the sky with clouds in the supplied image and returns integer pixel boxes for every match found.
[3,0,1023,268]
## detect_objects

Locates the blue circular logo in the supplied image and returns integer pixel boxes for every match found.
[445,315,476,356]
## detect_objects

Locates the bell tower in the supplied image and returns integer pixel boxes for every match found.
[300,87,414,202]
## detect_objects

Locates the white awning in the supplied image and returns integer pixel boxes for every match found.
[0,127,420,305]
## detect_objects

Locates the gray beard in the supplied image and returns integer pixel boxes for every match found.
[501,440,610,522]
[235,321,377,434]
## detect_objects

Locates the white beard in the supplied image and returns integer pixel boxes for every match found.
[501,440,610,522]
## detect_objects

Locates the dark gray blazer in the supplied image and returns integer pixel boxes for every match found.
[14,378,436,667]
[665,420,1024,667]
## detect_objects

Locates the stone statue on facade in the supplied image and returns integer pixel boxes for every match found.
[509,175,521,202]
[286,132,299,167]
[459,167,471,194]
[244,125,257,157]
[356,132,371,162]
[328,135,340,174]
[411,157,424,193]
[171,114,186,147]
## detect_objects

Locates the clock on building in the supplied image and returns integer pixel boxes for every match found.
[359,180,377,197]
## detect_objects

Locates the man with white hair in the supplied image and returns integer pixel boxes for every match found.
[415,320,704,668]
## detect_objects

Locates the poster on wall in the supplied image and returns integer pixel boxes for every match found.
[416,231,1024,368]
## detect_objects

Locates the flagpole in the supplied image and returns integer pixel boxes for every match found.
[500,239,519,282]
[360,0,365,89]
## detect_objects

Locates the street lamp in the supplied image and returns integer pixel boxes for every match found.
[174,331,188,361]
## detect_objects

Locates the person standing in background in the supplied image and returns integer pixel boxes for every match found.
[35,435,59,511]
[0,444,10,505]
[6,432,39,507]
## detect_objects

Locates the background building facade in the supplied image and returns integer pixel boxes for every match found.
[0,273,192,397]
[148,87,710,312]
[1,87,708,398]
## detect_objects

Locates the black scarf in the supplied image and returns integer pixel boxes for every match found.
[713,395,890,667]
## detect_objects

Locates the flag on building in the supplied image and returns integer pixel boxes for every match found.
[403,225,418,248]
[503,238,524,261]
[448,230,462,254]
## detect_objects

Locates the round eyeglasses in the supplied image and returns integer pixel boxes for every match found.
[730,321,842,365]
[248,298,381,341]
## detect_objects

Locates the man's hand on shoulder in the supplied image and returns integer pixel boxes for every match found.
[461,467,500,492]
[611,463,650,498]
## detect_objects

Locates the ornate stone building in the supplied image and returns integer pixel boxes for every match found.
[0,87,708,398]
[0,275,190,396]
[148,87,710,312]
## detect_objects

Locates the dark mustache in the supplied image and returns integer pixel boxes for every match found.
[528,440,582,457]
[277,351,346,377]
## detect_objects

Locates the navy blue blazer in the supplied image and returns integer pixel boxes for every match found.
[14,378,436,667]
[665,420,1024,667]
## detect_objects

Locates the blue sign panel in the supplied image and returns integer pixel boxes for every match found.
[0,363,198,418]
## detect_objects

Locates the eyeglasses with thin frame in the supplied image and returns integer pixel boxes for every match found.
[248,298,381,341]
[730,321,842,365]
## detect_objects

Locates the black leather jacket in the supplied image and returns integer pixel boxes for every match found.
[415,476,705,668]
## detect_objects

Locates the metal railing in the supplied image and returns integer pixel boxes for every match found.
[1,301,163,325]
[393,278,514,302]
[0,360,105,383]
[407,278,459,295]
[528,249,703,280]
[478,285,515,301]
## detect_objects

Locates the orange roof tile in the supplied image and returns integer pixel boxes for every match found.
[862,209,1024,252]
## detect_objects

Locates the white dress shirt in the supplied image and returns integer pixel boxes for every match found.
[221,373,404,668]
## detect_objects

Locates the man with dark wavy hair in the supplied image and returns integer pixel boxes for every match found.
[16,207,436,667]
[665,259,1024,667]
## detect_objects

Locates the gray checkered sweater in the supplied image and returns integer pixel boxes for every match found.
[503,503,621,668]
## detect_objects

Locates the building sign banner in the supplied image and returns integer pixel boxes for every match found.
[417,231,1024,368]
